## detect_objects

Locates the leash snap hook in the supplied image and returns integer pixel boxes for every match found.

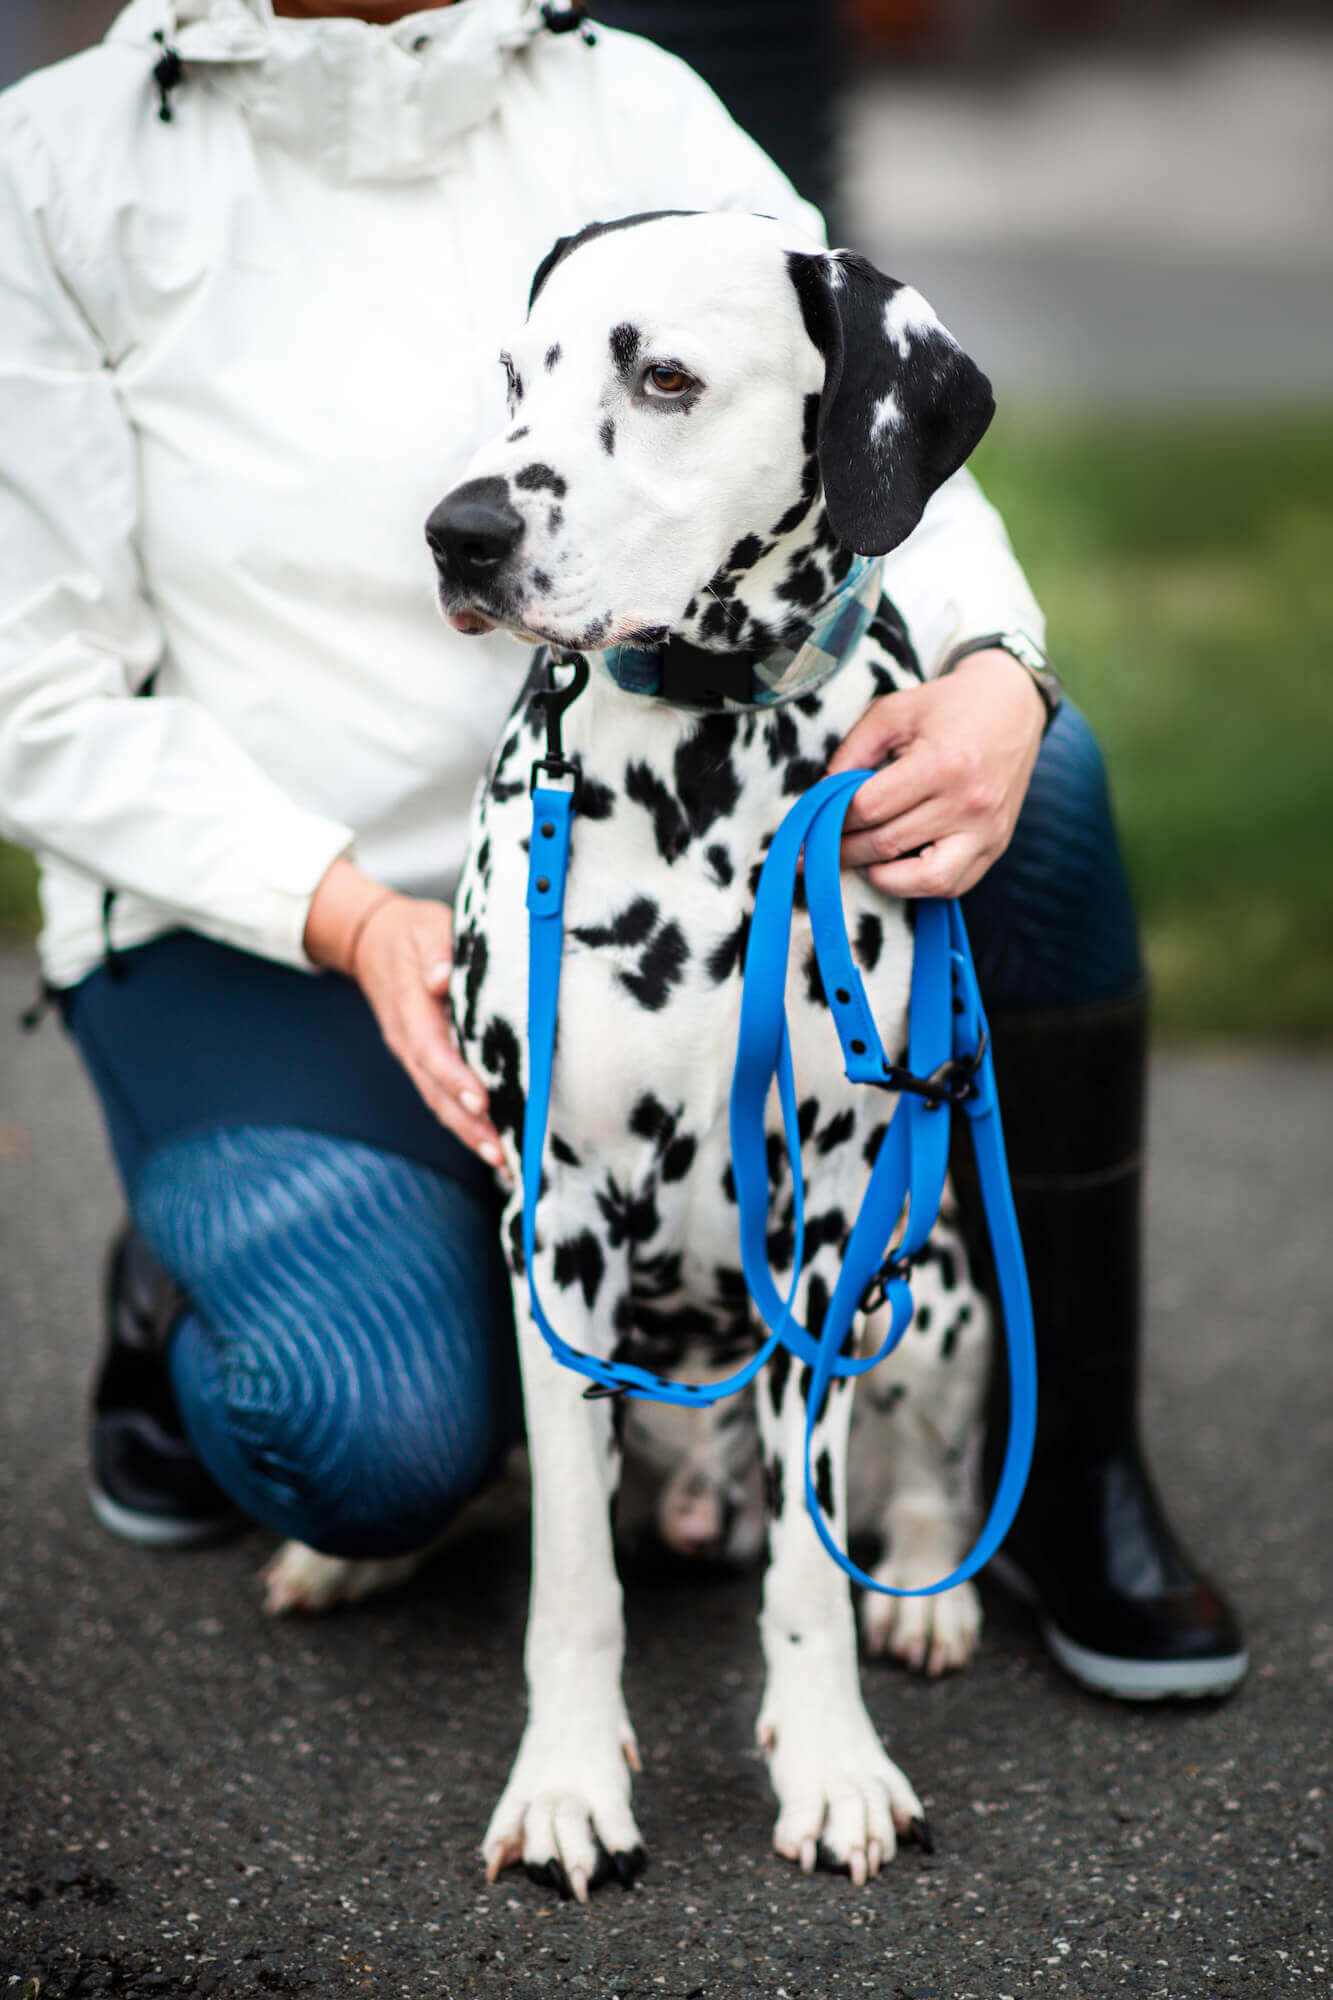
[531,649,590,799]
[876,1027,988,1111]
[859,1252,914,1319]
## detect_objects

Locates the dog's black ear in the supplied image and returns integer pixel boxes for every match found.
[787,250,995,556]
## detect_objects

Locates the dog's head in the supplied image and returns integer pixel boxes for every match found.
[426,211,993,659]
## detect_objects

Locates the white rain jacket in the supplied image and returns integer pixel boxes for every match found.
[0,0,1044,989]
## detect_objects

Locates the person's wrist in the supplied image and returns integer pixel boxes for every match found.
[940,633,1061,734]
[304,857,403,978]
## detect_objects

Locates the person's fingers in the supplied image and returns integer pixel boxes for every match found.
[838,796,955,873]
[395,973,490,1115]
[834,753,933,838]
[859,831,997,902]
[826,687,921,779]
[406,1063,505,1164]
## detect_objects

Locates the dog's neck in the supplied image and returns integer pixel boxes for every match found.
[668,394,857,660]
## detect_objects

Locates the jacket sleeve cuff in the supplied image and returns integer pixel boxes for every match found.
[192,817,357,973]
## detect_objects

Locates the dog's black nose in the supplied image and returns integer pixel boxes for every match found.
[426,477,524,585]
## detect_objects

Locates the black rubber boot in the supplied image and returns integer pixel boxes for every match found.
[90,1225,245,1548]
[955,989,1248,1700]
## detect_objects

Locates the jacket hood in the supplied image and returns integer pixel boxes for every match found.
[105,0,557,180]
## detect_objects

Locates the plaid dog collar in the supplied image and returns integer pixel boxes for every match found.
[596,555,884,712]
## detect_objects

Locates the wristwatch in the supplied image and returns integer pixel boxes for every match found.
[941,630,1064,734]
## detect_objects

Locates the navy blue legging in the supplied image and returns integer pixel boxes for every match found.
[64,704,1138,1559]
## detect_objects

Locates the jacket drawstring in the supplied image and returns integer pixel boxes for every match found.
[541,4,597,46]
[151,28,185,122]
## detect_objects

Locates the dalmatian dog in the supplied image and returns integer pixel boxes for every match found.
[263,210,996,1892]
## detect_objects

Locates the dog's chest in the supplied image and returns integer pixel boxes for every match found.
[453,634,919,1321]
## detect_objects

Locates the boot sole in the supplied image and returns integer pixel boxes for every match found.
[89,1482,245,1550]
[989,1551,1249,1701]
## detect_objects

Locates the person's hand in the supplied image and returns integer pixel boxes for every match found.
[827,649,1047,898]
[304,859,506,1174]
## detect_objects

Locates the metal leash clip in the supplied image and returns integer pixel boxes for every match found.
[529,649,589,797]
[876,1028,988,1111]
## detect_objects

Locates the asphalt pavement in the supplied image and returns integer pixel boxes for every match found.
[1,946,1330,2000]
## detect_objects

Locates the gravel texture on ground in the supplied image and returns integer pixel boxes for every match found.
[1,949,1329,2000]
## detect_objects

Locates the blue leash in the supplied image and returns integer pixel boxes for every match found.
[522,699,1037,1597]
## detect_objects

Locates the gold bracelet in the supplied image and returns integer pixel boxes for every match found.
[344,888,400,979]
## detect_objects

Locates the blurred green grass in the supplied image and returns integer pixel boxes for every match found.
[972,406,1333,1036]
[2,407,1331,1033]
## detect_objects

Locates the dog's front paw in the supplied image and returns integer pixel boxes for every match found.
[260,1540,427,1616]
[758,1691,926,1885]
[484,1713,645,1904]
[860,1572,982,1677]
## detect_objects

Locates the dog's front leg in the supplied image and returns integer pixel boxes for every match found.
[756,1340,926,1883]
[484,1219,643,1903]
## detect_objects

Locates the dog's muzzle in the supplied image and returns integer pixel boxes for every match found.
[426,477,524,594]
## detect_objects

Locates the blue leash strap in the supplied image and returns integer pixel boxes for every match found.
[522,761,1037,1593]
[731,770,1037,1595]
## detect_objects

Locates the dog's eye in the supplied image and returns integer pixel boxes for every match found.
[644,364,695,399]
[500,352,520,400]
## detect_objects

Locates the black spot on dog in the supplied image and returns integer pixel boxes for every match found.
[661,1135,696,1182]
[813,1449,835,1517]
[596,1174,659,1249]
[573,896,658,951]
[806,1271,830,1336]
[764,708,799,764]
[802,1207,847,1266]
[767,1343,791,1418]
[744,616,775,656]
[705,842,734,886]
[869,1379,907,1413]
[633,1248,684,1300]
[726,533,765,573]
[713,1265,748,1314]
[706,913,749,985]
[630,1093,672,1143]
[609,322,641,378]
[515,462,567,498]
[764,1453,785,1520]
[507,425,530,442]
[553,1228,605,1309]
[625,762,689,864]
[803,944,828,1009]
[940,1301,972,1361]
[480,1014,524,1148]
[797,1097,820,1145]
[767,1196,796,1272]
[577,776,615,821]
[815,1108,855,1155]
[830,544,855,584]
[699,598,733,642]
[783,756,825,797]
[532,568,552,594]
[458,927,488,1044]
[914,1303,932,1333]
[621,919,688,1011]
[721,1163,737,1204]
[599,417,616,456]
[778,558,825,610]
[544,343,562,372]
[550,1132,580,1168]
[548,506,564,534]
[855,911,884,972]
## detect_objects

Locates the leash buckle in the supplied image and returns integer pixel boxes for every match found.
[859,1252,914,1318]
[529,753,581,798]
[877,1028,988,1111]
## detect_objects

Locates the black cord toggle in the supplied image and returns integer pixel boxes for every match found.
[540,3,597,45]
[151,29,185,122]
